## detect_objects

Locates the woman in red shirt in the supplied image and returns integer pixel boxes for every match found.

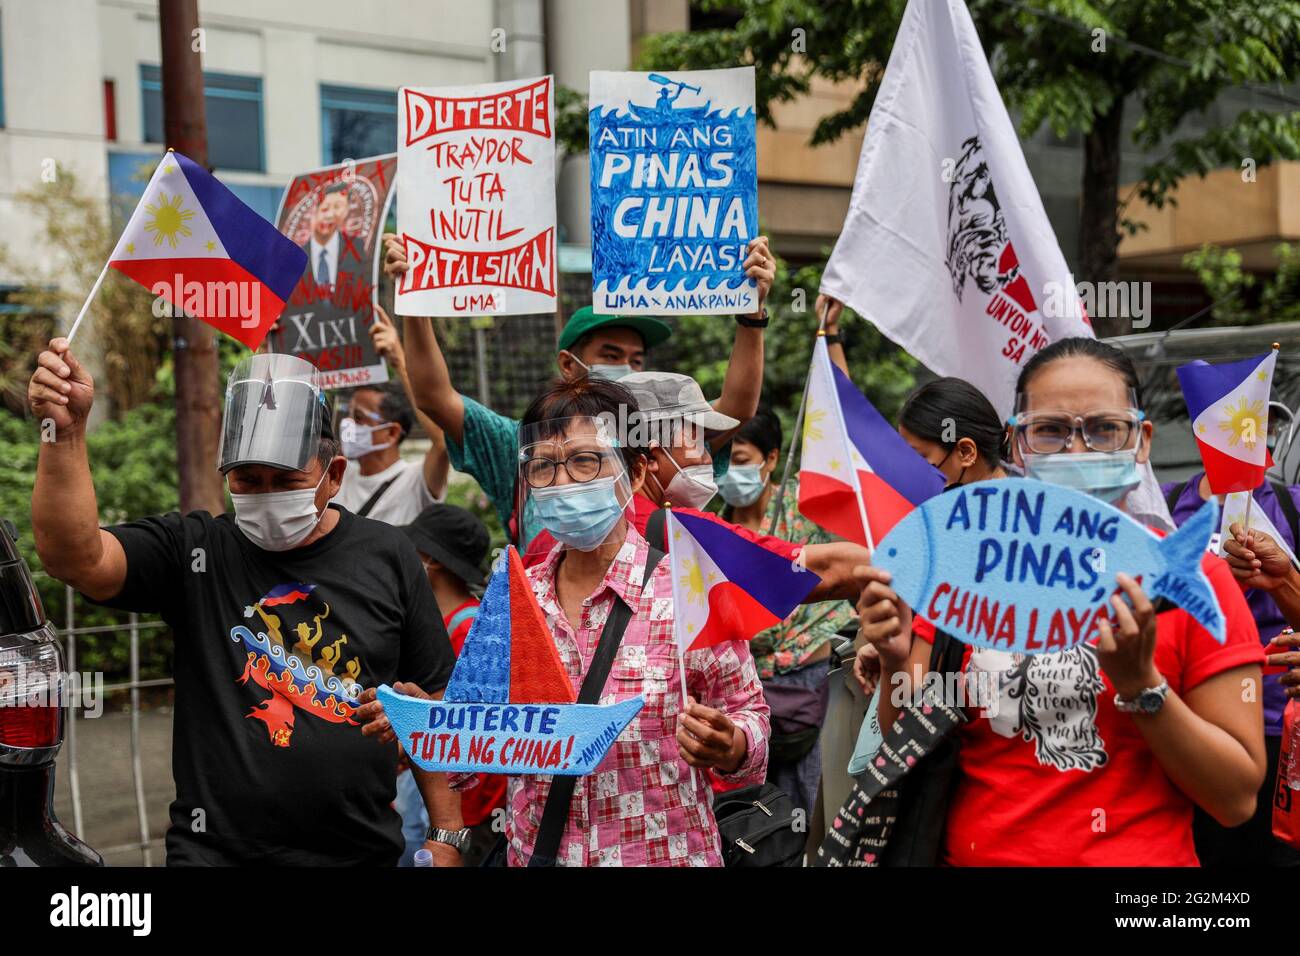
[857,337,1266,866]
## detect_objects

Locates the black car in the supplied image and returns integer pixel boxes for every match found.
[0,517,101,866]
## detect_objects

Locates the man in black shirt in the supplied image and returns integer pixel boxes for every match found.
[28,340,466,866]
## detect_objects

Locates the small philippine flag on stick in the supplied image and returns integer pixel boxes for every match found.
[1177,347,1278,495]
[74,150,306,349]
[667,509,819,655]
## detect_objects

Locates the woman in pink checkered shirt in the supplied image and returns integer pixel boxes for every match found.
[371,376,773,866]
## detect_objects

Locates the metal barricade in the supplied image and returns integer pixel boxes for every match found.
[51,578,172,866]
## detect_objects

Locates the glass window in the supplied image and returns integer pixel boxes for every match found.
[320,84,397,165]
[140,65,264,172]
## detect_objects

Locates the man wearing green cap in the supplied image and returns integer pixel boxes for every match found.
[380,232,775,555]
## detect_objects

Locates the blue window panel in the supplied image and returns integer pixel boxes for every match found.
[320,84,397,166]
[140,64,264,172]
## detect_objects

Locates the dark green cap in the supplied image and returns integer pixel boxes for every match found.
[557,306,672,353]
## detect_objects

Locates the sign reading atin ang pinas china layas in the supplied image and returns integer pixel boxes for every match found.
[589,66,758,316]
[395,75,557,318]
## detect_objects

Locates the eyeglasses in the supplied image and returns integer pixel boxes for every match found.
[1009,410,1144,455]
[521,450,613,488]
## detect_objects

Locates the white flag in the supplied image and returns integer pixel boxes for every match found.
[821,0,1092,420]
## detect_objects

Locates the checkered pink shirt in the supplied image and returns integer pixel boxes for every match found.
[453,524,769,866]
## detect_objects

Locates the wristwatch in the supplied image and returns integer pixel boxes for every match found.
[425,826,473,853]
[735,308,769,328]
[1114,678,1170,715]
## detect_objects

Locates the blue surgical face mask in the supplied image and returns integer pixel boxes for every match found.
[1022,443,1142,505]
[531,475,625,550]
[717,463,767,507]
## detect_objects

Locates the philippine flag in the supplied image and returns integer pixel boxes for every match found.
[108,151,306,348]
[1177,350,1277,494]
[798,338,946,548]
[668,509,819,653]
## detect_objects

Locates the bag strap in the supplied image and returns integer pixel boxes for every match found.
[645,505,668,553]
[528,542,666,867]
[355,475,400,518]
[1164,479,1188,517]
[1269,480,1300,550]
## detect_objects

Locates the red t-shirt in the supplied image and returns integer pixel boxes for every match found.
[444,598,479,653]
[442,598,507,827]
[916,552,1262,866]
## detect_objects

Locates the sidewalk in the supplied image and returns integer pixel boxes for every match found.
[53,707,174,867]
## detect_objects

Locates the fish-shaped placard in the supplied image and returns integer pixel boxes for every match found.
[872,478,1225,653]
[378,545,643,775]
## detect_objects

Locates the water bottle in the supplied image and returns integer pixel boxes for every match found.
[413,847,434,867]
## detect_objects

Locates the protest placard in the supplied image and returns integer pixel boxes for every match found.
[395,75,557,317]
[872,478,1227,653]
[270,155,396,389]
[589,67,758,316]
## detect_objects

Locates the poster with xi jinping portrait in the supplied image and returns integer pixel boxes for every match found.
[270,155,396,389]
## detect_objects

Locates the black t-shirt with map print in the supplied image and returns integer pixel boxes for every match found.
[93,504,454,866]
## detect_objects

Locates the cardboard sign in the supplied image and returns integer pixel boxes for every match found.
[588,67,758,315]
[380,546,643,775]
[395,75,557,317]
[377,689,643,776]
[872,478,1226,653]
[270,156,395,389]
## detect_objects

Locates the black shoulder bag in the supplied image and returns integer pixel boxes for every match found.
[813,630,968,867]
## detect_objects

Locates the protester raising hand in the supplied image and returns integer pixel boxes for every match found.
[28,338,95,433]
[369,304,407,374]
[742,235,776,315]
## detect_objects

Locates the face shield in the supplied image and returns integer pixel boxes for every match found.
[518,415,634,553]
[219,353,328,474]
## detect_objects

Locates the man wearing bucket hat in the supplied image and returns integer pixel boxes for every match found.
[379,231,776,556]
[27,338,466,866]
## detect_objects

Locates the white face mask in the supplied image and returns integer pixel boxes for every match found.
[663,457,718,510]
[231,471,329,552]
[339,417,395,460]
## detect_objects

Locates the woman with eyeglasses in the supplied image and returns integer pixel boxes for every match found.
[856,337,1266,866]
[425,375,770,866]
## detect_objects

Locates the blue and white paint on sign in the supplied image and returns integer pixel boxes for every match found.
[589,67,758,316]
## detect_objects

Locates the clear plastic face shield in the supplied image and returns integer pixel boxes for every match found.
[519,415,635,553]
[219,353,326,474]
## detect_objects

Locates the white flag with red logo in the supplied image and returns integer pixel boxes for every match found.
[820,0,1092,419]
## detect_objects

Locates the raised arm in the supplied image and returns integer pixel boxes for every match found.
[382,233,466,447]
[710,236,773,444]
[816,293,850,377]
[369,304,450,499]
[28,338,128,601]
